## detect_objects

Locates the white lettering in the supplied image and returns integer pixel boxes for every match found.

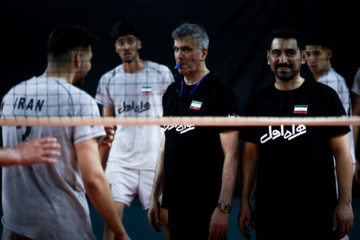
[260,124,306,143]
[163,124,195,134]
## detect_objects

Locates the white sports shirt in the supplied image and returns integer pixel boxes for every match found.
[318,68,356,169]
[96,61,174,170]
[1,77,105,240]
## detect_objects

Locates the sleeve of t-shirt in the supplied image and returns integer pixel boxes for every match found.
[214,84,241,133]
[239,94,259,143]
[95,73,114,108]
[351,68,360,95]
[322,86,350,139]
[74,93,106,144]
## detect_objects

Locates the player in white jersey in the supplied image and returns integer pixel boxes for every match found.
[1,25,128,240]
[305,39,355,172]
[305,37,354,240]
[95,20,174,240]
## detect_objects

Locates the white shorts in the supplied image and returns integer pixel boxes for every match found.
[105,165,155,209]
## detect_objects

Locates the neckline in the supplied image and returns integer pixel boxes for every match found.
[178,72,210,97]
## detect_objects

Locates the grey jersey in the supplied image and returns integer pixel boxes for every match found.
[1,77,105,239]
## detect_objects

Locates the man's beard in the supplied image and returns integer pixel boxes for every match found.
[274,63,300,82]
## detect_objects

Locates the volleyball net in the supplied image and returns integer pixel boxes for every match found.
[0,116,360,127]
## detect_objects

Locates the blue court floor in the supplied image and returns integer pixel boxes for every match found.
[89,196,360,240]
[0,194,359,239]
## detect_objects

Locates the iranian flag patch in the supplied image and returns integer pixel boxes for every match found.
[190,100,202,110]
[294,105,308,114]
[141,86,152,93]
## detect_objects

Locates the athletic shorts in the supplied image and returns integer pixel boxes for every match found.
[105,165,155,209]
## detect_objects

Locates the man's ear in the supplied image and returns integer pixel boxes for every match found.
[327,49,332,60]
[74,51,82,69]
[301,50,306,64]
[201,48,208,61]
[137,39,142,50]
[267,51,270,65]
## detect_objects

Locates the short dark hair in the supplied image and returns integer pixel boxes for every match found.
[47,25,98,58]
[111,20,140,41]
[268,27,304,50]
[304,36,332,50]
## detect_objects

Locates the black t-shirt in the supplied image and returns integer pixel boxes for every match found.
[240,79,350,233]
[162,72,239,210]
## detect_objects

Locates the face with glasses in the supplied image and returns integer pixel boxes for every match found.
[115,34,142,63]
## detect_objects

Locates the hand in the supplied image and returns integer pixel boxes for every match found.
[208,207,229,240]
[148,200,162,233]
[14,137,61,165]
[98,126,115,148]
[332,201,354,239]
[238,203,253,240]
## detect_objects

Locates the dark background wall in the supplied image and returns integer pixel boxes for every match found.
[1,0,359,111]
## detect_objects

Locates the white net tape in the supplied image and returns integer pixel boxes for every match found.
[1,116,360,127]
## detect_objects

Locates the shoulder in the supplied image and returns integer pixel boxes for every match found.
[204,73,231,90]
[355,68,360,79]
[165,79,181,92]
[100,65,123,80]
[305,79,341,100]
[248,83,273,99]
[327,68,346,82]
[146,61,172,73]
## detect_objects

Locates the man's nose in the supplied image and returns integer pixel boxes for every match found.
[279,53,288,63]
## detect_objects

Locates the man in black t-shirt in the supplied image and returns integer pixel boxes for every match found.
[237,28,354,240]
[148,23,240,240]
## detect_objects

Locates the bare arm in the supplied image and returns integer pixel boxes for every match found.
[99,106,115,170]
[330,133,354,238]
[351,93,360,145]
[238,141,259,240]
[148,134,166,233]
[76,138,127,239]
[0,137,60,166]
[218,129,240,205]
[351,93,360,183]
[209,129,239,240]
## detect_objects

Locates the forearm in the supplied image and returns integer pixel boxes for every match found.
[218,130,240,204]
[85,173,124,235]
[240,142,258,206]
[331,134,353,204]
[336,153,353,204]
[150,137,165,201]
[0,148,20,166]
[99,106,115,170]
[218,150,239,204]
[352,93,360,160]
[77,139,124,236]
[240,161,257,205]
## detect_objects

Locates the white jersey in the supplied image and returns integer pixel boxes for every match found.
[351,67,360,95]
[1,77,105,240]
[96,61,174,169]
[318,68,356,168]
